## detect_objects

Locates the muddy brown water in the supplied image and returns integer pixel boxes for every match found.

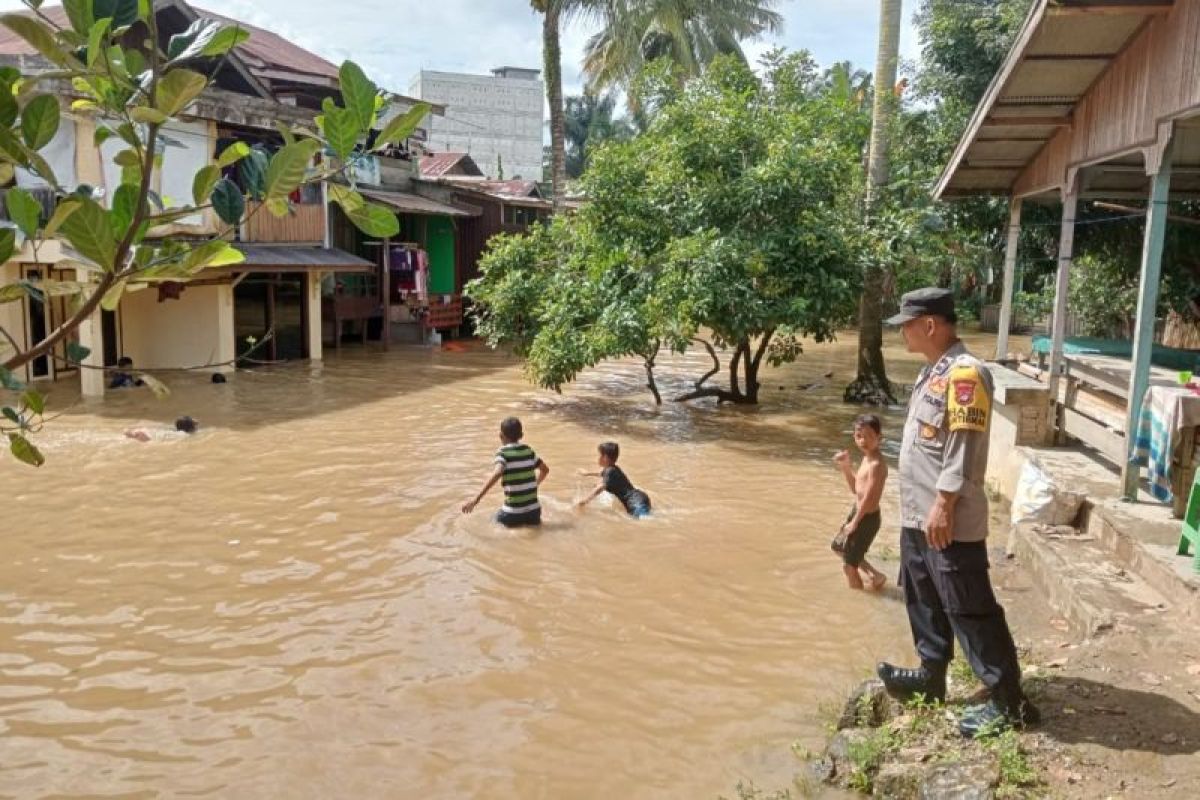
[0,332,1008,799]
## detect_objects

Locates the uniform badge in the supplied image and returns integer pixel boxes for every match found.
[920,423,938,440]
[947,365,990,432]
[928,376,948,396]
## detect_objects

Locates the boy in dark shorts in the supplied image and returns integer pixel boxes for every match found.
[831,414,889,590]
[462,417,550,527]
[576,441,651,518]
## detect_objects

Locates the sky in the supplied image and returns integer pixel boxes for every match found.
[0,1,921,98]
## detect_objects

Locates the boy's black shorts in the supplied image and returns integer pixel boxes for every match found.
[831,507,881,567]
[496,508,542,528]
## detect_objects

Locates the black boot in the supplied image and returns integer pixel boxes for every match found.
[876,661,946,704]
[958,685,1040,738]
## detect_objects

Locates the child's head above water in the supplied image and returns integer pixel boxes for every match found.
[175,416,198,434]
[499,416,524,444]
[597,441,619,467]
[853,414,882,453]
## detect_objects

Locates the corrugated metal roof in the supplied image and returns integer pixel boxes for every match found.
[227,244,374,273]
[935,0,1174,199]
[419,153,483,178]
[360,189,480,218]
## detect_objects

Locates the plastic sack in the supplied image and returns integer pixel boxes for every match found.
[1010,460,1085,527]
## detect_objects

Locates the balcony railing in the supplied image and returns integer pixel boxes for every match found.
[238,201,326,244]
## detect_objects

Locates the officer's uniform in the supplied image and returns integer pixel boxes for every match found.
[898,339,1022,695]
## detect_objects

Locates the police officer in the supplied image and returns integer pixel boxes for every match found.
[876,287,1039,737]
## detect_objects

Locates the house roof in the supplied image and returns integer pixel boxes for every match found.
[439,177,544,199]
[934,0,1175,199]
[419,152,484,179]
[227,244,374,273]
[361,189,480,218]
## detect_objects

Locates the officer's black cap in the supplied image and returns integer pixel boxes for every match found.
[885,287,957,325]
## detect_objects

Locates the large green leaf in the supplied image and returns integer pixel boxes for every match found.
[5,187,41,238]
[183,240,244,272]
[131,106,168,124]
[217,141,250,168]
[168,19,250,61]
[86,18,111,70]
[192,164,221,206]
[63,0,95,35]
[58,197,118,270]
[345,201,399,238]
[374,104,430,150]
[42,199,81,239]
[0,82,17,128]
[210,178,245,226]
[338,61,378,134]
[328,183,364,212]
[22,389,44,416]
[65,341,91,363]
[264,139,321,201]
[93,0,139,28]
[154,69,207,117]
[0,228,15,265]
[111,183,139,234]
[8,433,44,467]
[20,94,60,151]
[100,277,127,310]
[241,147,268,199]
[0,14,82,69]
[320,97,359,161]
[0,281,28,304]
[0,366,23,390]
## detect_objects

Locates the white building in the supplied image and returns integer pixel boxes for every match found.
[409,67,544,182]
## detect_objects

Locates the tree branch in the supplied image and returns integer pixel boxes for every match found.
[691,337,721,388]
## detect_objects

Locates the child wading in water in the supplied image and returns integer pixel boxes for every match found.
[576,442,651,518]
[831,414,889,590]
[462,417,549,527]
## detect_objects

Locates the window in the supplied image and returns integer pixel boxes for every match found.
[504,205,539,227]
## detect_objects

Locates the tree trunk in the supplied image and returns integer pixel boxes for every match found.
[542,6,567,213]
[673,334,773,404]
[642,340,662,405]
[847,0,903,406]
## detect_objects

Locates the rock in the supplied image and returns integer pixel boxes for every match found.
[1161,732,1179,745]
[806,755,837,784]
[919,760,1000,800]
[837,679,897,730]
[873,762,924,799]
[826,728,873,764]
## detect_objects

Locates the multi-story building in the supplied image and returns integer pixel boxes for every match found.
[409,68,545,182]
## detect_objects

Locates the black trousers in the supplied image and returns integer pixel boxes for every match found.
[899,527,1022,693]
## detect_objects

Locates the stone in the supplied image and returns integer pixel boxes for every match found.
[873,762,924,799]
[826,728,873,764]
[806,755,837,784]
[837,679,897,730]
[918,760,1000,800]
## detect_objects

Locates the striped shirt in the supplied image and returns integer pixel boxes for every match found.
[495,443,542,514]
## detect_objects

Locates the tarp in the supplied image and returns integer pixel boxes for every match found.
[1031,335,1200,371]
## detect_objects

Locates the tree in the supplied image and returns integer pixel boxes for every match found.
[582,0,783,101]
[846,0,904,406]
[0,1,426,466]
[564,90,633,178]
[470,55,864,405]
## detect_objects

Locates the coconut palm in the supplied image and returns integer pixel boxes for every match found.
[582,0,783,97]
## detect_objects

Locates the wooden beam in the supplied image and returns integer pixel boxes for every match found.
[1048,185,1079,408]
[1094,200,1200,225]
[983,116,1071,127]
[1023,54,1117,61]
[996,199,1023,360]
[1046,4,1171,17]
[1122,136,1174,498]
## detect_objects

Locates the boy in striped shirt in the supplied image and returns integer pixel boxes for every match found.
[462,417,550,527]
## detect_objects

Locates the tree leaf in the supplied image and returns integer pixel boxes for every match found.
[240,147,268,199]
[168,19,250,61]
[0,280,28,304]
[0,14,82,69]
[320,97,358,161]
[0,82,17,128]
[20,94,60,151]
[101,277,127,310]
[111,183,139,235]
[131,106,168,124]
[339,61,378,134]
[328,183,364,212]
[42,198,81,238]
[192,164,221,206]
[264,197,290,217]
[59,197,118,270]
[264,139,320,200]
[374,104,430,149]
[5,187,42,238]
[8,433,44,467]
[216,141,250,168]
[2,406,21,425]
[210,178,245,226]
[63,0,95,35]
[22,389,44,416]
[183,240,244,272]
[66,341,91,363]
[154,69,207,117]
[138,373,169,398]
[87,18,111,70]
[345,201,399,238]
[93,0,140,28]
[0,228,15,265]
[0,366,23,390]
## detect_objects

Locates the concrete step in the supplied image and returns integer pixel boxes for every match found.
[1009,522,1175,637]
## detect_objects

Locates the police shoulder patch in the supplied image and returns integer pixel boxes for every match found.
[947,365,990,432]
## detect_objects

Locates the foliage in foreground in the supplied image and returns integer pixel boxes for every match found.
[469,54,866,405]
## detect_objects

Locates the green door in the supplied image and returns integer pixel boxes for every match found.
[427,215,455,295]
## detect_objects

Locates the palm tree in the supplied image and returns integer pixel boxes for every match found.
[582,0,783,98]
[531,0,572,212]
[848,0,904,405]
[564,90,633,177]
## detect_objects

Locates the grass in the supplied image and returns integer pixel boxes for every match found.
[986,730,1039,797]
[718,781,794,800]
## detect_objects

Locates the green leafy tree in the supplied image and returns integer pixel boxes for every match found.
[0,0,427,466]
[470,55,864,405]
[564,90,633,178]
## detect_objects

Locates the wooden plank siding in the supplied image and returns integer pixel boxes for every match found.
[240,201,326,244]
[1015,0,1200,196]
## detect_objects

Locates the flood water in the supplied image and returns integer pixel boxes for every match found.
[0,332,1002,799]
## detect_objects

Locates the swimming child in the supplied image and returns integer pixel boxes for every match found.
[831,414,889,590]
[462,417,549,527]
[576,441,651,518]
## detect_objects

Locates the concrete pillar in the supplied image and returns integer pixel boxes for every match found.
[74,268,105,398]
[1122,138,1175,499]
[216,282,236,373]
[1047,184,1078,408]
[306,270,324,361]
[995,198,1022,360]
